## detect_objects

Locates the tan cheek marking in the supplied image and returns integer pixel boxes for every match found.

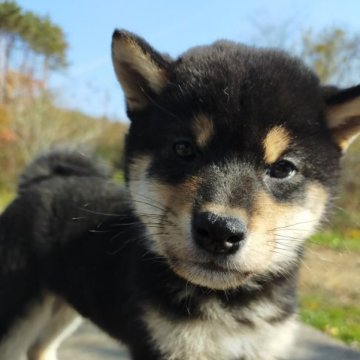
[192,114,215,147]
[201,203,248,223]
[157,176,203,215]
[263,126,291,164]
[151,177,203,257]
[128,155,202,219]
[245,184,324,270]
[250,184,328,237]
[247,183,329,267]
[247,191,279,262]
[304,182,329,220]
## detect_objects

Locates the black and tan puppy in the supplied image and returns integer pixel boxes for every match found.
[1,30,360,360]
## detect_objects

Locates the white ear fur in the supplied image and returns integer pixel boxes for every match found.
[111,31,169,111]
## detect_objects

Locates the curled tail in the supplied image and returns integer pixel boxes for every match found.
[18,148,111,192]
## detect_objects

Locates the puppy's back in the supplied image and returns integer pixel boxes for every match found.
[18,148,110,192]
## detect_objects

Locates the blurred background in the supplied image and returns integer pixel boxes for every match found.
[0,0,359,349]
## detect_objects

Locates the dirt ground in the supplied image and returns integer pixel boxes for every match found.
[299,244,360,305]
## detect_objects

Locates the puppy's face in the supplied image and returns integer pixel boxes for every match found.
[112,30,360,290]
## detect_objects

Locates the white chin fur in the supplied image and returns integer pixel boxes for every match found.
[169,259,251,290]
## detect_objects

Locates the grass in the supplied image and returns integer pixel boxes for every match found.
[0,190,14,211]
[310,230,360,251]
[302,229,360,348]
[300,294,360,349]
[113,170,125,184]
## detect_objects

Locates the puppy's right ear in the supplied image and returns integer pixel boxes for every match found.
[112,30,170,112]
[324,85,360,152]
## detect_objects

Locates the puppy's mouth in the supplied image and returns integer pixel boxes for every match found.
[191,260,238,273]
[169,256,250,277]
[167,256,252,289]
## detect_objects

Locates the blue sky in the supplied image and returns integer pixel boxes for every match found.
[16,0,360,121]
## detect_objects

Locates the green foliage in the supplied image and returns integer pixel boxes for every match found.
[21,13,68,69]
[300,295,360,348]
[0,0,68,93]
[0,1,22,33]
[0,1,68,66]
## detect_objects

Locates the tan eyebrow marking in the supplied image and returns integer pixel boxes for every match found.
[192,114,215,147]
[263,126,291,164]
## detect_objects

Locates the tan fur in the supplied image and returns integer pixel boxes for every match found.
[327,96,360,128]
[243,183,328,275]
[326,97,360,151]
[143,300,297,360]
[112,36,168,110]
[263,126,291,164]
[332,118,360,150]
[192,114,215,147]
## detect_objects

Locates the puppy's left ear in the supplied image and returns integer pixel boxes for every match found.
[324,85,360,152]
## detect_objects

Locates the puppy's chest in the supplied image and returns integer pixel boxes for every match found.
[143,298,294,360]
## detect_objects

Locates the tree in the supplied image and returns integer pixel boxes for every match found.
[0,1,68,102]
[253,24,360,86]
[0,1,22,102]
[300,28,360,85]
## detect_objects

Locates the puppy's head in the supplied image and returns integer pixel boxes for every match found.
[112,30,360,290]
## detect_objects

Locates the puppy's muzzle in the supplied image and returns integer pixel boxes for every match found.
[192,212,247,255]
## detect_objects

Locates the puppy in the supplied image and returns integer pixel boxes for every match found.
[1,30,359,360]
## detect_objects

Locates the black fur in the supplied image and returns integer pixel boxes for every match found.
[325,84,360,105]
[0,150,126,340]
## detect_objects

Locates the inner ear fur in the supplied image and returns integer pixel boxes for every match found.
[111,30,170,112]
[324,85,360,152]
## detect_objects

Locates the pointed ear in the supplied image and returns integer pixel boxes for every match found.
[324,85,360,152]
[111,30,170,112]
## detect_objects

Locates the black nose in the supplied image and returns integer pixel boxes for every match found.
[192,212,246,255]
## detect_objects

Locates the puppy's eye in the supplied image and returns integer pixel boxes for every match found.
[173,140,196,161]
[267,160,297,179]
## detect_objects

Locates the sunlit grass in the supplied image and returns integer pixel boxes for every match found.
[300,294,360,349]
[0,190,14,211]
[113,170,125,184]
[310,230,360,251]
